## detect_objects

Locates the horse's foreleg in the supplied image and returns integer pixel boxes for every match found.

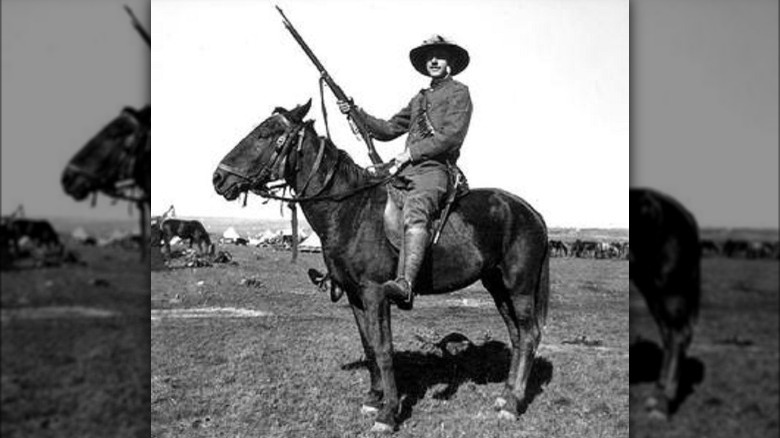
[348,299,383,413]
[363,285,399,433]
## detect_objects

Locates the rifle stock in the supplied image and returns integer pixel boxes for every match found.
[276,6,383,164]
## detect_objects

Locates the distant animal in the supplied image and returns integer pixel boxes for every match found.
[570,239,598,258]
[213,101,550,432]
[630,188,700,418]
[159,219,213,255]
[618,241,630,259]
[549,240,568,257]
[3,218,63,253]
[609,241,626,259]
[595,241,618,259]
[747,241,774,260]
[1,220,17,268]
[722,239,749,258]
[699,239,721,257]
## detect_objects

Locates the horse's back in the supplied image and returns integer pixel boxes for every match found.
[453,187,547,245]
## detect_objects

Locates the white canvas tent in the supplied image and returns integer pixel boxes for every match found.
[222,226,241,243]
[299,232,322,253]
[70,226,91,242]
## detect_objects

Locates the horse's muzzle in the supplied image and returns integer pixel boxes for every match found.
[61,168,91,201]
[213,168,246,201]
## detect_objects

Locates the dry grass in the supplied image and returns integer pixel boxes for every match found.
[1,244,150,438]
[152,245,628,437]
[630,258,779,438]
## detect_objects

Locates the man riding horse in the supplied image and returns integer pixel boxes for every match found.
[338,35,472,310]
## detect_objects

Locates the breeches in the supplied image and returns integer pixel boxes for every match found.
[399,167,449,229]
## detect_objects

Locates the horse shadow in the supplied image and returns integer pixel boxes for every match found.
[342,335,554,423]
[629,338,705,413]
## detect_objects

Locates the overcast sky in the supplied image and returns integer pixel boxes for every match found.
[5,1,775,229]
[632,0,778,229]
[153,0,629,229]
[1,0,149,221]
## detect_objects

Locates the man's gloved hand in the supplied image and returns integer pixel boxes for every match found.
[393,150,412,166]
[367,160,400,178]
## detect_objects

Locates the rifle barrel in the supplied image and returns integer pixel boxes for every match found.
[275,5,383,164]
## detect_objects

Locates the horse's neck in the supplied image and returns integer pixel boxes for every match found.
[292,130,379,241]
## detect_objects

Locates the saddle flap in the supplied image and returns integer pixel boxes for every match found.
[383,183,466,251]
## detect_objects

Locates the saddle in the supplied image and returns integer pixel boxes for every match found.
[383,165,469,251]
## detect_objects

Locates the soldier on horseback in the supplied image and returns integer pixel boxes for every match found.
[338,35,473,310]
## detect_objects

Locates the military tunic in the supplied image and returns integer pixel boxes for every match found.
[356,76,473,229]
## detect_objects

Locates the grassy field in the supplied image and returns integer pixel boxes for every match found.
[1,241,150,438]
[152,242,629,437]
[630,258,779,438]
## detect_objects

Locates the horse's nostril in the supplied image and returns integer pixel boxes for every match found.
[213,171,222,186]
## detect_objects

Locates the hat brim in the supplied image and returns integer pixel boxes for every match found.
[409,43,470,76]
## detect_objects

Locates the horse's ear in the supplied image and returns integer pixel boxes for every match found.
[289,99,312,122]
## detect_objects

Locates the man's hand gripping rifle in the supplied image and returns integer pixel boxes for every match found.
[276,6,383,165]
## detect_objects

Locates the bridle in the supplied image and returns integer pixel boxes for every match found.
[67,108,148,203]
[218,112,395,204]
[216,113,303,187]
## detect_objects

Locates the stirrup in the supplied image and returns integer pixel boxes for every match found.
[384,278,414,310]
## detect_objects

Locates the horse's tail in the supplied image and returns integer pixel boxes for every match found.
[535,242,550,329]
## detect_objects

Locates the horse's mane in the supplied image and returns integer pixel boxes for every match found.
[304,122,375,189]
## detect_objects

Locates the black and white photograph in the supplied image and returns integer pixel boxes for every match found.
[152,0,628,436]
[630,0,778,437]
[1,1,150,436]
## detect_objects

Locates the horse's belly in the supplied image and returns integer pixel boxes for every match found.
[418,215,485,294]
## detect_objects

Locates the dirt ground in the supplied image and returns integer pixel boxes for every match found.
[630,258,779,438]
[1,243,150,438]
[152,244,629,438]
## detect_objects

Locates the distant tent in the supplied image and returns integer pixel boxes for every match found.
[299,232,322,253]
[71,227,91,242]
[222,227,241,243]
[257,229,277,243]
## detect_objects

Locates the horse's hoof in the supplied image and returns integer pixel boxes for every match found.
[361,404,379,416]
[370,421,394,434]
[497,409,518,421]
[493,397,508,411]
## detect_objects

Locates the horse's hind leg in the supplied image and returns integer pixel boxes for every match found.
[483,267,542,419]
[646,293,693,418]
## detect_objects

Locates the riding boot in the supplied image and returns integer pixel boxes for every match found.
[383,226,428,310]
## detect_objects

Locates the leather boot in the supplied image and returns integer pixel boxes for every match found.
[383,226,428,310]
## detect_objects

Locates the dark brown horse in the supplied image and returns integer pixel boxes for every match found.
[62,106,151,261]
[630,188,700,418]
[157,219,213,255]
[213,101,550,433]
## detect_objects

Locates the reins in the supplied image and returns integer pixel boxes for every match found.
[236,115,394,204]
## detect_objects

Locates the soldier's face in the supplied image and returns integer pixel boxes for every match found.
[426,51,450,78]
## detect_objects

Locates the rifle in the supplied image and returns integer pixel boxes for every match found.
[123,5,151,47]
[275,6,383,165]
